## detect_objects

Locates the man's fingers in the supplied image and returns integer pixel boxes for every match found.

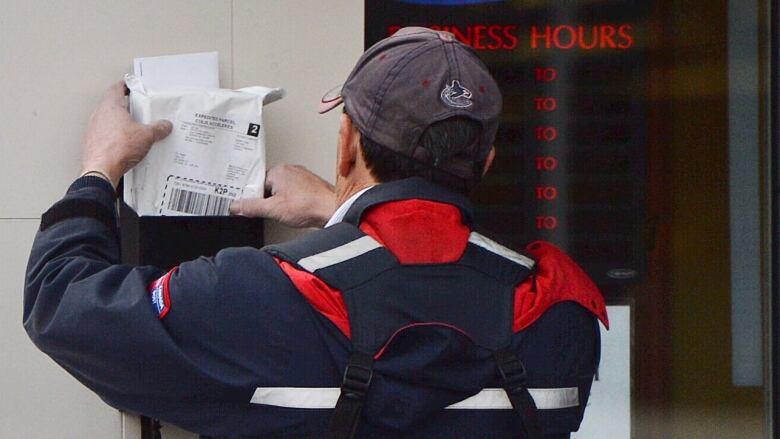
[229,196,279,218]
[147,120,173,142]
[105,81,127,104]
[228,198,245,216]
[264,167,279,196]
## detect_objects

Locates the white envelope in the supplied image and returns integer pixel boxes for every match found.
[124,74,284,216]
[133,51,219,90]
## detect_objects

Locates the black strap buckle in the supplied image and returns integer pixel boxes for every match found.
[341,359,374,398]
[496,349,528,394]
[328,352,375,439]
[494,349,543,439]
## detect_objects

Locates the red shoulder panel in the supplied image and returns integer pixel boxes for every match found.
[514,241,609,331]
[276,258,352,338]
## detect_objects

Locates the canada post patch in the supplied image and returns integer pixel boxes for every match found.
[148,267,177,319]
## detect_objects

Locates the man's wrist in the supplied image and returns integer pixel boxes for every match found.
[80,169,118,189]
[70,174,117,197]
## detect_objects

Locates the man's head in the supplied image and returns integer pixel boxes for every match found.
[320,27,502,201]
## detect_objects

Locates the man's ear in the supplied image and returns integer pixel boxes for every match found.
[482,146,496,176]
[337,113,360,178]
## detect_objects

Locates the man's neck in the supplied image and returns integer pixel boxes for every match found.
[335,179,377,207]
[324,185,376,228]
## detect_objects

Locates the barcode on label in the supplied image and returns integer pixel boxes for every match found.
[166,188,231,215]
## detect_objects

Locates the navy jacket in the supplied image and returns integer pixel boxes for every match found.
[24,176,604,438]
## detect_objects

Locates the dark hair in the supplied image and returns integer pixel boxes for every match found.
[359,117,486,194]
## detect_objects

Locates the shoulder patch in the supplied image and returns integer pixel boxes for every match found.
[148,267,178,319]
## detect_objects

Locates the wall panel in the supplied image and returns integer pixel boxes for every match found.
[0,0,233,218]
[0,220,120,438]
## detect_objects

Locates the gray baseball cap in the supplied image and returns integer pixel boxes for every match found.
[319,26,502,180]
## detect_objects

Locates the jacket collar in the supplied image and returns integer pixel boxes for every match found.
[341,177,474,226]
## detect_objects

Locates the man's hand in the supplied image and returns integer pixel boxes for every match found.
[230,165,337,228]
[81,81,173,187]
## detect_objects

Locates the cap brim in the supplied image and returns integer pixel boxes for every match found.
[318,84,344,114]
[318,96,344,114]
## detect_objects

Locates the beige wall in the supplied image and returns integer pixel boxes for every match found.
[0,0,362,437]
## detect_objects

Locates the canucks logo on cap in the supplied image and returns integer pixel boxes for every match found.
[441,80,473,108]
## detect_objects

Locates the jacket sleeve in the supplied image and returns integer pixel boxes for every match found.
[22,176,272,432]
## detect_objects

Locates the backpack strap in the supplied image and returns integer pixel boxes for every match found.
[263,222,368,264]
[327,351,375,439]
[265,224,393,439]
[263,222,399,291]
[459,232,536,286]
[495,348,544,439]
[460,234,541,439]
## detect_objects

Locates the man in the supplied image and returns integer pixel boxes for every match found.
[25,27,607,438]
